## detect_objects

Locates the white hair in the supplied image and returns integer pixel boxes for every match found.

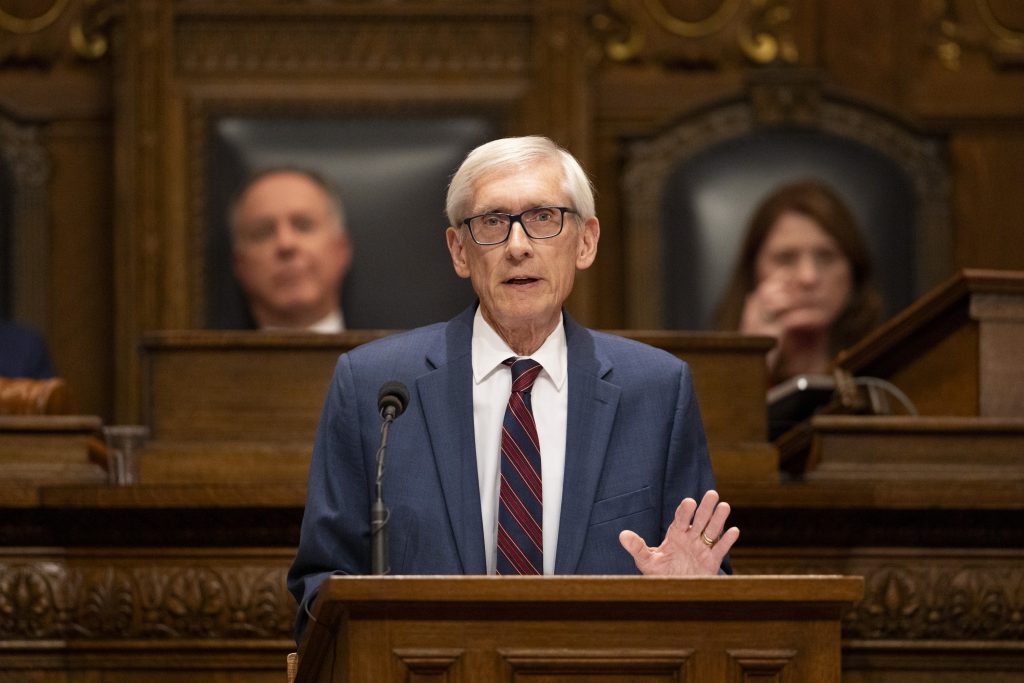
[445,136,596,227]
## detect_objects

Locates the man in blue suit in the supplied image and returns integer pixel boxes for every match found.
[288,136,739,640]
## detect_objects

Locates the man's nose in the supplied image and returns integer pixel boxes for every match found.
[273,224,300,251]
[505,220,533,256]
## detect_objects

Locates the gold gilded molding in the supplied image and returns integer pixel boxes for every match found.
[594,0,796,67]
[69,0,116,60]
[0,0,69,34]
[0,0,113,64]
[645,0,742,39]
[931,0,1024,70]
[739,0,797,64]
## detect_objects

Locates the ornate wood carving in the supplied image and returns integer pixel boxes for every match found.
[929,0,1024,70]
[735,549,1024,642]
[1,547,1021,646]
[593,0,798,67]
[0,0,115,65]
[0,552,293,640]
[175,16,530,78]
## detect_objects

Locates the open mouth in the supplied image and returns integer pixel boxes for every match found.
[505,277,539,285]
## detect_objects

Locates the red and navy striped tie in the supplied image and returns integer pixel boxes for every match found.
[497,357,544,575]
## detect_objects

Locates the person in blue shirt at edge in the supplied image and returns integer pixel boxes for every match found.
[0,320,56,379]
[287,135,740,642]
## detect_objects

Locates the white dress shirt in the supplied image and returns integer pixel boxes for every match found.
[471,306,568,575]
[262,310,345,333]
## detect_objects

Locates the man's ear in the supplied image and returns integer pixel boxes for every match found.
[446,227,471,279]
[575,216,600,270]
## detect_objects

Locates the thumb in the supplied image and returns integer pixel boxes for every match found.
[618,529,647,559]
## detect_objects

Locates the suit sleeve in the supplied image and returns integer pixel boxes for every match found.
[286,353,371,642]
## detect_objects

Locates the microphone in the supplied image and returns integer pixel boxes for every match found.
[372,381,409,575]
[378,381,409,420]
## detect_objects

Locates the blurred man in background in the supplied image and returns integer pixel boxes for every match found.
[230,168,353,332]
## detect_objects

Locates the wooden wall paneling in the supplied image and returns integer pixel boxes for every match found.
[951,131,1024,271]
[0,545,295,683]
[113,0,174,423]
[819,0,914,106]
[0,114,51,340]
[538,0,601,322]
[0,0,115,421]
[735,546,1024,683]
[115,1,598,422]
[913,0,1024,119]
[45,120,115,419]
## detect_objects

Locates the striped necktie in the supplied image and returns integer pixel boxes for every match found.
[497,357,544,575]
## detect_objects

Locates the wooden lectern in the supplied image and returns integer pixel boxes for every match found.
[294,575,863,683]
[780,269,1024,477]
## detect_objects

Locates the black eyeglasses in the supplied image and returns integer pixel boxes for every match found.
[461,206,577,245]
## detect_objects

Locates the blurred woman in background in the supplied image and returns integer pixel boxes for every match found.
[714,180,883,386]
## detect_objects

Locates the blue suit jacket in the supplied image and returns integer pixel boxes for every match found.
[287,305,718,639]
[0,322,55,379]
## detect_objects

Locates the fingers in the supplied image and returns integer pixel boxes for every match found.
[687,489,721,535]
[712,526,740,563]
[618,529,648,561]
[671,496,698,532]
[686,490,738,554]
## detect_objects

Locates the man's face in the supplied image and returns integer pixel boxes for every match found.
[445,160,599,341]
[232,172,352,328]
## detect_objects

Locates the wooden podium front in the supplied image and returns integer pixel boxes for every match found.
[295,575,863,683]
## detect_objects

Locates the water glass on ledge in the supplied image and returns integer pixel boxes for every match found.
[102,425,150,486]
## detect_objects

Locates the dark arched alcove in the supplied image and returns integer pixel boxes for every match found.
[205,116,497,330]
[661,127,916,329]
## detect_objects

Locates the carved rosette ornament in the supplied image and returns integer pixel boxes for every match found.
[592,0,798,67]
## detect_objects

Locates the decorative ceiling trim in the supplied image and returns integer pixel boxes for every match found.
[930,0,1024,70]
[593,0,798,67]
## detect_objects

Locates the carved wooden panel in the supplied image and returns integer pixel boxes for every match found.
[734,548,1024,642]
[499,649,693,681]
[394,649,465,682]
[0,0,111,66]
[726,649,797,683]
[0,549,293,641]
[593,0,801,68]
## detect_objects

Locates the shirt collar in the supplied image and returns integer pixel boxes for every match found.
[262,309,344,334]
[471,306,567,390]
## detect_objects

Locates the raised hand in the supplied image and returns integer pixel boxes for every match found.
[618,489,739,576]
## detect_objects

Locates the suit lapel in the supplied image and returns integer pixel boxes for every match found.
[416,306,488,574]
[555,315,620,574]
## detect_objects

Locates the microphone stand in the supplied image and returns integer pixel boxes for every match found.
[371,409,396,575]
